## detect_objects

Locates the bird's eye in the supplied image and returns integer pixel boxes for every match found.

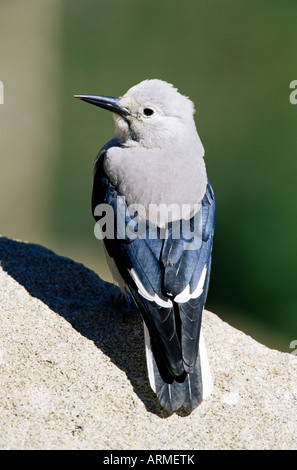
[143,107,154,117]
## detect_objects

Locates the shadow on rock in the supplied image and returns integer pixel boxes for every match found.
[0,236,167,416]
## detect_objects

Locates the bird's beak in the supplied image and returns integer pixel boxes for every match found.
[74,94,130,118]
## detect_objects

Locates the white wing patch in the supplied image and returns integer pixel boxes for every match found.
[199,327,213,399]
[129,268,173,308]
[174,264,207,304]
[143,322,156,392]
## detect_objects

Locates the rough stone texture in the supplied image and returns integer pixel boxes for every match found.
[0,236,296,450]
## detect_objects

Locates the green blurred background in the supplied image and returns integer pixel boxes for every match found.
[0,0,296,351]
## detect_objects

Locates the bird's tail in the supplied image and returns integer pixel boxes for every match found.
[143,323,213,411]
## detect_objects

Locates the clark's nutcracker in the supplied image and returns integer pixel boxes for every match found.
[75,79,215,411]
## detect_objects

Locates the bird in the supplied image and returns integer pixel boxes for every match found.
[75,79,215,411]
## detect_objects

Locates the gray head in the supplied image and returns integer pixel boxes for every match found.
[76,80,207,226]
[75,79,204,152]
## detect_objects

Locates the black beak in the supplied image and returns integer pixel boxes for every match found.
[74,94,130,118]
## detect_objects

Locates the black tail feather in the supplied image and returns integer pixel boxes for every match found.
[151,347,203,412]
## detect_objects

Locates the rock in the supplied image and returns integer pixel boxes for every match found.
[0,236,296,450]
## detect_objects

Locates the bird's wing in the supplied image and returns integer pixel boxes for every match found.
[92,149,215,410]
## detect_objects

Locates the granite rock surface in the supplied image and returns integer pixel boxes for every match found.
[0,236,296,450]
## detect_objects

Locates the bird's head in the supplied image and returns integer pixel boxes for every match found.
[75,79,201,149]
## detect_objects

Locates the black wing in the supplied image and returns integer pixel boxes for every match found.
[92,149,215,411]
